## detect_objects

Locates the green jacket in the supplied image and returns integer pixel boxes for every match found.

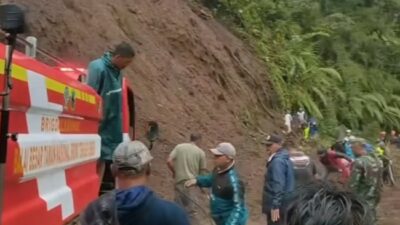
[349,154,383,206]
[87,52,123,160]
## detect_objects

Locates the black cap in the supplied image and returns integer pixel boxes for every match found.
[262,134,283,146]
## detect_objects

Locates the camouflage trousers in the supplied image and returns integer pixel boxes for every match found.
[366,199,379,225]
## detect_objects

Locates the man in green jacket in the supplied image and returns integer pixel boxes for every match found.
[87,42,135,194]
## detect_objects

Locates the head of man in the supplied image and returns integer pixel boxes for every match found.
[317,147,327,155]
[331,141,345,153]
[351,139,367,157]
[210,142,235,169]
[379,131,387,140]
[111,141,153,188]
[190,133,202,145]
[263,134,283,155]
[111,42,135,70]
[285,182,373,225]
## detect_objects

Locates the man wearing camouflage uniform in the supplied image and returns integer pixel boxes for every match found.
[349,139,383,225]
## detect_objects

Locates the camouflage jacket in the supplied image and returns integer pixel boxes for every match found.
[349,155,383,204]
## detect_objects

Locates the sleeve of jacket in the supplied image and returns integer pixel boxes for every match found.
[87,61,104,94]
[225,170,247,225]
[269,159,286,209]
[196,173,213,188]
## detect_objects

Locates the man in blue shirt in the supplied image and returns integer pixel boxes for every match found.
[262,135,295,225]
[80,141,190,225]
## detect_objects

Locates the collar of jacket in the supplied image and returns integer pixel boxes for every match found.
[102,52,121,72]
[217,160,235,174]
[268,148,286,162]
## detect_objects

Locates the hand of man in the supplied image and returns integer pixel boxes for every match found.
[271,208,280,222]
[184,179,197,188]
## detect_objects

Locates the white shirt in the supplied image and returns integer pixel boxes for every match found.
[284,113,292,125]
[297,111,305,122]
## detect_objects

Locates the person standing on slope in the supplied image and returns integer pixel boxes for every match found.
[185,142,249,225]
[262,135,295,225]
[284,111,293,134]
[167,133,207,225]
[349,140,383,225]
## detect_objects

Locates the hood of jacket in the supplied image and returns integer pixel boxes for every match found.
[101,52,120,72]
[116,186,153,222]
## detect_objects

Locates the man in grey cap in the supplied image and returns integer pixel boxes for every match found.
[185,142,249,225]
[262,135,295,225]
[80,141,190,225]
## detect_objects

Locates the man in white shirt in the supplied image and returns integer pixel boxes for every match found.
[297,108,306,125]
[284,111,293,134]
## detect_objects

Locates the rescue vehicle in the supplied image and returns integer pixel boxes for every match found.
[0,4,158,225]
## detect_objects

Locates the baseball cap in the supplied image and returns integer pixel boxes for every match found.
[349,137,366,145]
[210,142,236,158]
[112,141,153,174]
[262,134,283,146]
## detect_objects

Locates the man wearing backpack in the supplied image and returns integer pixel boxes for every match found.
[80,141,190,225]
[87,42,135,194]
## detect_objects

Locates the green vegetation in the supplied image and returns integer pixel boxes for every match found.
[206,0,400,138]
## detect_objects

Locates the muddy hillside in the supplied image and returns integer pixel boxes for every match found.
[9,0,282,223]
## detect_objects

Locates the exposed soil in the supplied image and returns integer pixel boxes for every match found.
[379,149,400,225]
[5,0,400,224]
[379,187,400,225]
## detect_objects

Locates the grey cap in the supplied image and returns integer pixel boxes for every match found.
[112,141,153,174]
[210,142,236,158]
[349,137,367,145]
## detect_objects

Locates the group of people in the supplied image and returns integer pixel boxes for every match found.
[316,129,400,225]
[80,131,381,225]
[284,109,318,140]
[78,42,388,225]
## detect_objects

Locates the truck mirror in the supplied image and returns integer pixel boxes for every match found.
[146,121,159,150]
[0,4,25,34]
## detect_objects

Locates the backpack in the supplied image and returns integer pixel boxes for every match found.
[80,191,120,225]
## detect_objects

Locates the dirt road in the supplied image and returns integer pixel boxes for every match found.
[379,187,400,225]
